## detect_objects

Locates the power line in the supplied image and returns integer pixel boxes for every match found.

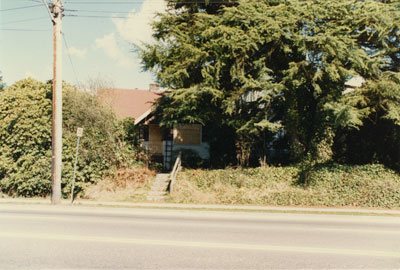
[64,8,138,14]
[0,4,43,12]
[62,33,80,85]
[65,14,133,18]
[0,28,50,31]
[0,17,48,25]
[40,0,55,22]
[64,1,149,3]
[64,0,235,2]
[12,0,42,2]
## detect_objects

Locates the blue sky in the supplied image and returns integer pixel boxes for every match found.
[0,0,166,89]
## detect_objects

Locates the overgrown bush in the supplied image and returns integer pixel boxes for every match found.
[171,164,400,208]
[0,78,137,197]
[172,149,209,169]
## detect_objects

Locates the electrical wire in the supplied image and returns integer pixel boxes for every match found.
[64,8,137,14]
[62,33,80,86]
[64,0,234,3]
[40,0,55,22]
[61,0,235,17]
[0,4,43,12]
[0,17,48,25]
[0,28,50,31]
[12,0,42,2]
[64,1,151,3]
[65,14,132,18]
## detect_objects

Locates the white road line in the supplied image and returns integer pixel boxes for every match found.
[2,204,400,224]
[1,213,400,236]
[1,231,399,258]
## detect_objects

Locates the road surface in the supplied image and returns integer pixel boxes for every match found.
[0,204,399,269]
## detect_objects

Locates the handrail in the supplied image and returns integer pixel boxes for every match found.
[169,152,182,194]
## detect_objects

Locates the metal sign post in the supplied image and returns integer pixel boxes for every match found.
[70,127,83,204]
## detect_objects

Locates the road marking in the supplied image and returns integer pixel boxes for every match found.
[1,213,400,236]
[1,231,399,258]
[2,204,400,223]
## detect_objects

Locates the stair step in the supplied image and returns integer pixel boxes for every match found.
[152,182,169,186]
[154,179,170,182]
[152,183,169,187]
[152,184,169,188]
[148,191,167,196]
[146,195,166,201]
[147,173,171,202]
[151,187,169,192]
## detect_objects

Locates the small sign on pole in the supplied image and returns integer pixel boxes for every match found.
[77,127,83,137]
[70,127,83,204]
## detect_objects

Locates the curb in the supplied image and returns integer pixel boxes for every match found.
[1,198,400,216]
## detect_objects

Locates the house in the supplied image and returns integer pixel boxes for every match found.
[97,84,209,169]
[343,75,366,95]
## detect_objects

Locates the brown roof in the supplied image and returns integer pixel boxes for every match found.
[97,88,163,121]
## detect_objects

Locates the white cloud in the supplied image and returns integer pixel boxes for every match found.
[112,0,167,46]
[95,33,132,68]
[66,46,87,58]
[92,0,166,69]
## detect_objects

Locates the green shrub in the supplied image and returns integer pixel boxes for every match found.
[0,78,137,197]
[171,164,400,208]
[173,149,209,169]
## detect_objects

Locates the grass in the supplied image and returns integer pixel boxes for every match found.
[3,163,399,210]
[168,163,400,209]
[81,166,156,202]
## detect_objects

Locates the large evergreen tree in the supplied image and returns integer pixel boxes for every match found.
[142,0,400,168]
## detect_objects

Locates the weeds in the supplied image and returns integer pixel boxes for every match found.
[82,166,156,202]
[170,164,400,208]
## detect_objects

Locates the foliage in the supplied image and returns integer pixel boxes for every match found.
[170,164,400,208]
[172,148,209,168]
[0,78,137,197]
[82,166,156,202]
[118,117,138,146]
[167,0,237,14]
[331,73,400,171]
[142,0,400,168]
[0,71,4,91]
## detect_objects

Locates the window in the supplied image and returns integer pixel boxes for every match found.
[173,124,201,145]
[139,125,149,141]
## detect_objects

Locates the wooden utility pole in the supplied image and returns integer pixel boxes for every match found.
[49,0,63,204]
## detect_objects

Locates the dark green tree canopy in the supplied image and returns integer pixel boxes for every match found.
[142,0,400,166]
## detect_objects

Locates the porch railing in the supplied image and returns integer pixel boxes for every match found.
[169,152,182,194]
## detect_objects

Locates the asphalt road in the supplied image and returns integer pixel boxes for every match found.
[0,204,399,269]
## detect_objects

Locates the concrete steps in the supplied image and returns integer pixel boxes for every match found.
[147,173,170,201]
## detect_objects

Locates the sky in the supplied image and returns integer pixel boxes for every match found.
[0,0,167,89]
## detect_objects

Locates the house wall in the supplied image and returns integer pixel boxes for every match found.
[149,124,163,154]
[173,124,202,145]
[171,124,209,159]
[145,124,210,169]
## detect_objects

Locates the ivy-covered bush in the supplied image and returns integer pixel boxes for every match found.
[171,164,400,208]
[0,78,137,197]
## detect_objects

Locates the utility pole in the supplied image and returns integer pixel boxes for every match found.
[42,0,64,204]
[51,0,63,204]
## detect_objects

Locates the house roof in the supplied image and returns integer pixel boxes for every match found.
[345,75,365,88]
[97,88,163,123]
[343,75,366,95]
